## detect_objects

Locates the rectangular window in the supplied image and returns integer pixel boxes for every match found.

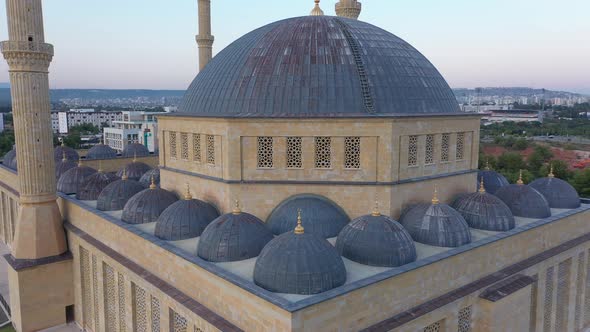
[314,137,332,168]
[441,133,450,162]
[180,133,189,161]
[423,320,443,332]
[425,134,434,165]
[286,137,303,169]
[132,283,148,332]
[103,264,117,332]
[456,132,465,160]
[170,310,188,332]
[193,134,201,162]
[169,132,177,159]
[458,306,472,332]
[206,135,215,165]
[257,137,274,168]
[408,135,418,166]
[345,137,361,169]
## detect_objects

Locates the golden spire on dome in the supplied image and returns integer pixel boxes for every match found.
[98,161,103,173]
[133,152,137,162]
[548,163,555,178]
[62,151,67,162]
[232,200,242,215]
[432,185,440,205]
[294,209,305,235]
[183,183,193,200]
[485,158,491,170]
[371,199,381,216]
[121,168,128,180]
[517,170,524,185]
[149,175,157,189]
[310,0,324,16]
[77,158,82,167]
[478,177,486,194]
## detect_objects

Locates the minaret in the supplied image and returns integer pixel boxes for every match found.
[335,0,362,20]
[196,0,214,71]
[1,0,67,259]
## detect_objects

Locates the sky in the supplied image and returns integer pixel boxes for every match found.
[0,0,588,94]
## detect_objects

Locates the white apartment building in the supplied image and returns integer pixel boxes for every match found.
[50,109,124,133]
[103,111,161,153]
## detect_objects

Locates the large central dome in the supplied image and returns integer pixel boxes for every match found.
[180,16,460,117]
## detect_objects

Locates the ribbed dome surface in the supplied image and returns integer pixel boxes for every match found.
[180,16,459,118]
[266,194,349,238]
[54,145,79,162]
[121,187,178,224]
[2,147,17,170]
[254,232,347,295]
[400,203,472,247]
[76,171,119,201]
[495,184,551,219]
[197,212,274,262]
[55,158,77,180]
[139,168,160,188]
[529,177,581,209]
[155,198,219,241]
[96,178,145,211]
[122,143,150,158]
[477,170,509,194]
[336,213,417,267]
[117,162,151,181]
[452,191,515,231]
[57,165,97,195]
[86,144,117,160]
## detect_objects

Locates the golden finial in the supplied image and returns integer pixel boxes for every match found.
[183,183,193,200]
[548,163,555,178]
[478,177,486,194]
[517,170,524,185]
[149,175,157,189]
[61,141,65,147]
[371,199,381,216]
[133,152,137,162]
[62,151,67,162]
[432,185,440,205]
[77,158,82,167]
[485,158,491,170]
[98,160,103,173]
[122,168,128,180]
[232,200,242,215]
[294,209,305,235]
[310,0,324,16]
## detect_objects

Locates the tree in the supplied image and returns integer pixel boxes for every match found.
[513,138,529,150]
[571,169,590,198]
[62,132,81,149]
[527,145,553,177]
[497,152,526,172]
[539,160,572,180]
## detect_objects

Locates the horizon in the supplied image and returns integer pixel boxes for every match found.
[1,1,589,94]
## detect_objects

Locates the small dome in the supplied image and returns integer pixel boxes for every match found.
[155,187,220,241]
[400,191,472,247]
[139,168,160,188]
[529,176,581,209]
[54,144,79,162]
[117,161,151,181]
[336,210,417,267]
[495,183,551,219]
[57,164,97,194]
[96,177,145,211]
[121,184,178,224]
[86,144,117,160]
[122,142,150,158]
[452,183,515,231]
[266,194,349,238]
[55,157,77,180]
[198,207,273,262]
[76,171,119,201]
[477,170,509,194]
[254,213,346,295]
[2,146,17,170]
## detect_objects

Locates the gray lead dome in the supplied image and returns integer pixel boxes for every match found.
[76,171,119,201]
[495,184,551,219]
[54,145,79,163]
[254,231,347,295]
[266,194,349,238]
[336,213,417,267]
[180,16,459,117]
[122,143,150,158]
[86,144,117,160]
[96,178,145,211]
[117,161,151,181]
[477,170,509,194]
[452,189,515,231]
[529,177,581,209]
[400,202,471,248]
[57,165,97,195]
[2,146,17,170]
[155,197,219,241]
[198,211,273,262]
[139,168,160,188]
[121,186,178,224]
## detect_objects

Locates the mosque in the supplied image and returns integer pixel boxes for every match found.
[1,0,590,331]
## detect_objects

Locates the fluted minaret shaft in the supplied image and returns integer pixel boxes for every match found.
[336,0,362,20]
[2,0,66,259]
[196,0,214,71]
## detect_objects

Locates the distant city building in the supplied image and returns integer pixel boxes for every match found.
[103,111,161,153]
[51,109,124,133]
[482,109,544,124]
